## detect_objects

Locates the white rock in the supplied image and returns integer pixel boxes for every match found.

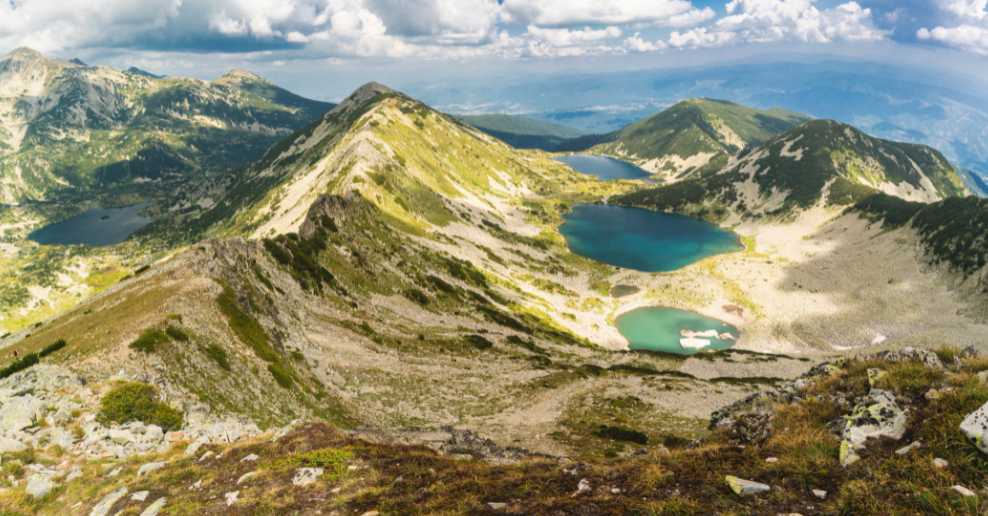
[488,502,507,510]
[237,472,256,485]
[90,487,127,516]
[0,396,39,433]
[25,474,57,498]
[765,457,779,463]
[108,467,123,477]
[726,476,770,497]
[933,458,949,469]
[952,485,977,497]
[66,469,83,482]
[240,453,259,462]
[108,429,135,445]
[611,488,621,494]
[812,489,827,499]
[960,401,988,455]
[895,441,922,455]
[138,461,168,477]
[0,437,26,453]
[198,451,214,462]
[184,441,203,457]
[225,491,239,506]
[145,425,163,442]
[132,491,150,501]
[293,467,324,486]
[140,498,167,516]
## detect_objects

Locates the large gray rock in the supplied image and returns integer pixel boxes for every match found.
[0,437,26,453]
[960,401,988,455]
[25,474,57,498]
[109,429,136,445]
[0,396,39,433]
[140,498,167,516]
[293,468,323,486]
[90,487,127,516]
[725,476,770,497]
[184,441,203,457]
[145,425,163,442]
[840,391,907,466]
[137,461,169,477]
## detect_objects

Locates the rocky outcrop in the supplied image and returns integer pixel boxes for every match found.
[349,425,558,464]
[960,401,988,455]
[840,390,907,466]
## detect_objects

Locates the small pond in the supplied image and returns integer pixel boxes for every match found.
[610,285,640,298]
[28,203,155,247]
[616,306,739,355]
[558,204,743,273]
[554,154,657,181]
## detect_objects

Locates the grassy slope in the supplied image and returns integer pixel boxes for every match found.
[4,348,986,516]
[457,114,586,150]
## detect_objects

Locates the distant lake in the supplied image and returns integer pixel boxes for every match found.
[554,154,657,181]
[617,306,739,355]
[28,203,155,247]
[558,204,743,272]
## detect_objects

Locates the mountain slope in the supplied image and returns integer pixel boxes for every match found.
[456,114,586,150]
[614,119,970,220]
[555,98,812,178]
[0,48,335,202]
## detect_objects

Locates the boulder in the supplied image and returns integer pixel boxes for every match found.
[725,476,770,497]
[145,425,163,442]
[25,474,57,498]
[132,491,150,501]
[952,485,977,497]
[895,441,922,455]
[934,458,949,469]
[137,461,169,477]
[293,468,323,486]
[0,437,26,453]
[184,441,203,457]
[840,391,907,466]
[812,489,827,499]
[0,396,39,433]
[960,401,988,455]
[109,429,136,445]
[225,491,239,506]
[140,498,167,516]
[90,487,128,516]
[237,472,256,485]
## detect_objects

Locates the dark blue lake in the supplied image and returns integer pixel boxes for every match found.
[559,204,743,272]
[554,154,656,181]
[28,203,155,247]
[617,307,739,354]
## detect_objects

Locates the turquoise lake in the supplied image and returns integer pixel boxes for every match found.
[558,204,743,272]
[616,307,739,355]
[554,154,657,181]
[28,203,155,247]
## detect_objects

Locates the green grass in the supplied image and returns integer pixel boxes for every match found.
[96,382,183,431]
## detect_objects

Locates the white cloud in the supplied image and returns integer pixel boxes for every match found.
[623,32,669,52]
[499,0,715,28]
[711,0,886,45]
[918,0,988,54]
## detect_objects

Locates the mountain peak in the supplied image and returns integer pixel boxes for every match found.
[342,82,396,106]
[2,47,49,64]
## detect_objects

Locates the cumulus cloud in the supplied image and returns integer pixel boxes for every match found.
[499,0,715,28]
[0,0,889,62]
[918,0,988,54]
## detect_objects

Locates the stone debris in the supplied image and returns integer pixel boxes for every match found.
[140,498,167,516]
[198,451,214,462]
[184,441,203,457]
[960,401,988,455]
[571,478,591,497]
[293,467,324,486]
[237,472,257,485]
[132,490,149,501]
[895,441,922,455]
[240,453,259,462]
[867,368,885,389]
[90,487,127,516]
[108,467,123,477]
[225,491,239,506]
[812,489,827,499]
[488,502,507,511]
[840,391,907,466]
[765,457,778,463]
[951,485,977,497]
[726,476,770,497]
[933,458,949,469]
[25,473,57,498]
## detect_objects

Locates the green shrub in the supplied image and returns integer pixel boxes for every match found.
[404,289,430,306]
[164,326,189,342]
[39,339,66,357]
[129,328,170,353]
[0,353,39,379]
[464,335,493,350]
[205,344,231,371]
[596,425,648,444]
[216,283,278,362]
[97,383,183,431]
[268,363,293,388]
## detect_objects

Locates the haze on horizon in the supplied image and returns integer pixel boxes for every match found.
[1,0,988,102]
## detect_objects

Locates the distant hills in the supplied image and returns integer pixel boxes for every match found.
[555,98,811,178]
[456,114,585,151]
[613,119,970,219]
[0,47,335,203]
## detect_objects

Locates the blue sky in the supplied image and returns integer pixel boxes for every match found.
[1,0,987,100]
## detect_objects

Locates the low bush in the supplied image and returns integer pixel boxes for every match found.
[129,328,170,353]
[97,382,183,431]
[205,344,231,371]
[596,425,648,444]
[268,363,294,388]
[165,326,190,342]
[39,339,66,357]
[0,353,39,379]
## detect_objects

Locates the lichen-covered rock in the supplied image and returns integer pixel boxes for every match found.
[708,392,790,431]
[25,474,57,498]
[840,391,907,466]
[0,436,26,453]
[724,412,773,445]
[960,401,988,455]
[725,476,770,497]
[0,395,39,433]
[867,368,885,389]
[140,498,167,516]
[137,461,168,477]
[293,468,323,486]
[874,347,942,370]
[90,487,128,516]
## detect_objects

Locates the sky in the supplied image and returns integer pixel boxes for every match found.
[2,0,988,101]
